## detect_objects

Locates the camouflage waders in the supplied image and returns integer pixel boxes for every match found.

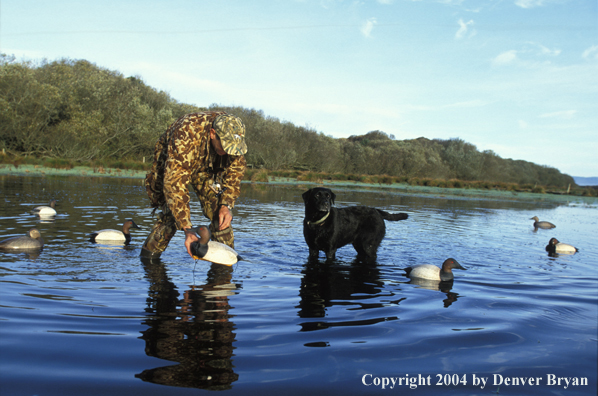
[141,177,235,258]
[192,174,235,248]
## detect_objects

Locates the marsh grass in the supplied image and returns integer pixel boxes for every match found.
[43,158,74,169]
[237,168,596,197]
[250,169,269,183]
[0,153,152,172]
[1,153,595,197]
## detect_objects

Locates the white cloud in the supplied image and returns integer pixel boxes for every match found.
[319,0,342,9]
[515,0,547,9]
[582,45,598,60]
[492,50,518,65]
[539,110,577,119]
[518,120,529,129]
[407,99,488,112]
[537,44,561,57]
[439,0,466,5]
[490,43,560,67]
[455,19,475,39]
[360,17,377,38]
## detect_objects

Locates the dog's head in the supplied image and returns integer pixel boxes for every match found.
[302,188,336,215]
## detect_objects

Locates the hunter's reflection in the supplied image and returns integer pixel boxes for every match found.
[297,259,402,331]
[136,259,239,390]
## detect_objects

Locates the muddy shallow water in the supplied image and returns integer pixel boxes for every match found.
[0,175,596,395]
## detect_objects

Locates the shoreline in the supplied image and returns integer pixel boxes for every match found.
[2,163,596,205]
[0,163,147,179]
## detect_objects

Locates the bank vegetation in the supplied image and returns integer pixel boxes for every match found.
[1,55,593,196]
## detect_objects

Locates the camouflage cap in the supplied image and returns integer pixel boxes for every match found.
[213,114,248,156]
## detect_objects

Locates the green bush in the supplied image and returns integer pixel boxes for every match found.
[43,158,74,169]
[250,169,269,182]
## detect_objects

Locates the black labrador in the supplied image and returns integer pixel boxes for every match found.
[302,187,408,261]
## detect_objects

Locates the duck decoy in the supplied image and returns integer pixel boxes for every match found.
[189,225,239,266]
[32,200,57,216]
[530,216,555,229]
[0,228,44,250]
[89,220,140,244]
[546,237,578,255]
[404,258,466,281]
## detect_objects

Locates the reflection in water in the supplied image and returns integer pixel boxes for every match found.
[406,277,461,308]
[37,215,56,223]
[136,259,239,390]
[297,259,402,331]
[0,250,43,260]
[298,258,463,324]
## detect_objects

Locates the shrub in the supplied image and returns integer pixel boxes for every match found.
[250,169,269,183]
[43,158,74,169]
[380,175,394,185]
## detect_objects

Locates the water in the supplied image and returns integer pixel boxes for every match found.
[1,175,596,395]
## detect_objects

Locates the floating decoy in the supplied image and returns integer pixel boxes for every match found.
[546,237,578,255]
[530,216,555,229]
[89,220,140,244]
[190,225,239,266]
[32,200,57,216]
[404,258,466,281]
[0,228,44,250]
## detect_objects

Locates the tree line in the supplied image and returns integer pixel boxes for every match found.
[0,54,575,188]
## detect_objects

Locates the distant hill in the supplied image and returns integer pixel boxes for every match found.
[573,176,598,186]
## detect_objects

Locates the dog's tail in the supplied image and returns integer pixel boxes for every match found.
[377,209,408,221]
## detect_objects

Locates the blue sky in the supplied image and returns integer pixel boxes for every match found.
[2,0,596,177]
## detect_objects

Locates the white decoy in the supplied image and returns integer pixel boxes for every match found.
[89,220,140,244]
[32,200,57,216]
[404,258,466,281]
[530,216,555,229]
[190,225,240,266]
[0,228,44,250]
[546,237,578,255]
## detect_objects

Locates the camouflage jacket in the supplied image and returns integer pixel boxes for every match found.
[145,112,247,230]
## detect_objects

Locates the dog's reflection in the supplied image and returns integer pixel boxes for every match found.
[136,259,239,390]
[298,258,462,327]
[297,258,403,331]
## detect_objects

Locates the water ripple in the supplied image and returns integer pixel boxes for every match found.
[0,177,596,395]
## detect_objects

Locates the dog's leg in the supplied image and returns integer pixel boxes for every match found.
[324,249,337,261]
[309,247,320,259]
[353,233,383,260]
[354,244,377,260]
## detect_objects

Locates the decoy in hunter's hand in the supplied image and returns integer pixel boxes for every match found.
[403,258,466,281]
[0,228,44,251]
[89,220,140,244]
[189,225,240,266]
[32,200,57,216]
[530,216,555,229]
[545,237,578,255]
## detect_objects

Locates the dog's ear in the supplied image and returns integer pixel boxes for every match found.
[330,191,336,205]
[302,189,312,203]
